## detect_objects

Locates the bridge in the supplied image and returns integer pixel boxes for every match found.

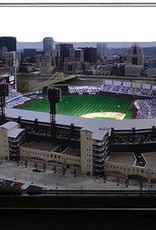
[21,72,76,92]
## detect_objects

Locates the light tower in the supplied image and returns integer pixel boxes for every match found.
[48,87,61,140]
[12,57,18,93]
[0,83,9,124]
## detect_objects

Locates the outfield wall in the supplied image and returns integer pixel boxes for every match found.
[99,90,152,99]
[104,80,152,90]
[50,90,152,100]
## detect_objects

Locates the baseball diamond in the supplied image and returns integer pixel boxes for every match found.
[17,95,135,120]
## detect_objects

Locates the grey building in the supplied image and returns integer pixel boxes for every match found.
[125,43,144,77]
[96,43,107,60]
[69,48,84,62]
[38,53,54,74]
[81,47,97,64]
[23,49,36,62]
[43,37,54,52]
[127,43,144,66]
[0,37,16,55]
[59,43,73,63]
[63,62,82,74]
[37,51,61,74]
[2,51,18,66]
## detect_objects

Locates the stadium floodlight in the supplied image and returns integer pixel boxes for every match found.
[0,83,9,124]
[47,87,62,140]
[11,59,19,93]
[48,87,61,117]
[0,83,9,97]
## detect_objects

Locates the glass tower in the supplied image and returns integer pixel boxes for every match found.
[43,37,54,52]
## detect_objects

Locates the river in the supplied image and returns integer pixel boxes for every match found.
[17,73,156,93]
[17,76,103,93]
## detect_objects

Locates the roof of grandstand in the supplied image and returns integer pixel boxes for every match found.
[8,128,25,139]
[4,81,156,139]
[5,108,156,139]
[0,121,18,130]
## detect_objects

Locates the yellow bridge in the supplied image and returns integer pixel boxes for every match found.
[21,72,76,93]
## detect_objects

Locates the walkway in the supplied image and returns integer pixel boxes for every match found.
[0,161,153,191]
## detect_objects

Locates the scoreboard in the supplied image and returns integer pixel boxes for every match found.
[0,75,15,85]
[9,76,15,85]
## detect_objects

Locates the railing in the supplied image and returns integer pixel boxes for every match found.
[93,163,104,167]
[93,153,105,157]
[93,157,105,163]
[93,147,105,152]
[93,168,104,173]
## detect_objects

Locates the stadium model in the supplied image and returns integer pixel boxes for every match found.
[1,80,156,184]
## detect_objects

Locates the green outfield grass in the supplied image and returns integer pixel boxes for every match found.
[18,95,134,120]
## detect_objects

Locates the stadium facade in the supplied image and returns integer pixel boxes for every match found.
[1,80,156,183]
[0,104,156,183]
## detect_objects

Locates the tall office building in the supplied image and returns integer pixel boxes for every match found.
[0,36,16,54]
[59,43,73,63]
[43,37,54,52]
[81,47,97,64]
[22,49,36,62]
[96,43,107,60]
[125,43,144,77]
[69,48,84,62]
[37,52,55,74]
[127,43,144,66]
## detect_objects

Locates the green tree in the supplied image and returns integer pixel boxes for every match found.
[103,174,106,183]
[116,177,120,186]
[34,162,38,170]
[140,180,143,190]
[43,163,46,172]
[25,160,28,168]
[125,178,129,187]
[53,165,57,173]
[62,166,66,175]
[74,169,77,177]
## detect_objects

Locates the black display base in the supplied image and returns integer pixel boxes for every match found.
[0,210,155,230]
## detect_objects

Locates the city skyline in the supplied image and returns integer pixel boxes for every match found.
[16,41,156,51]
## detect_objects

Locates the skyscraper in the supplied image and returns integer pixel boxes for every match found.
[96,43,107,60]
[125,43,144,77]
[81,47,97,64]
[69,48,84,62]
[59,43,73,63]
[43,37,54,52]
[127,43,144,66]
[0,36,16,54]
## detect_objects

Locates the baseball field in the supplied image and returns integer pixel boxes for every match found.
[18,95,135,120]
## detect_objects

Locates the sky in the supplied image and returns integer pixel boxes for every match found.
[0,2,156,48]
